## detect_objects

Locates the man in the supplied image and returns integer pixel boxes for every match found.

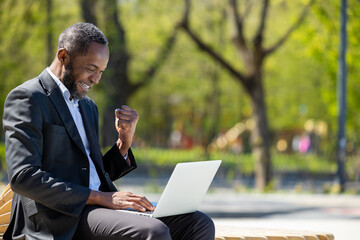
[2,23,214,240]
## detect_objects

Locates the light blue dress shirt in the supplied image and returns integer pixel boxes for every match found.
[46,68,101,190]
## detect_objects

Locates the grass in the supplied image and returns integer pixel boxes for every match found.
[133,147,360,194]
[133,147,339,175]
[1,142,359,193]
[1,142,358,182]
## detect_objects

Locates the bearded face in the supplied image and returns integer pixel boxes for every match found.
[60,42,109,100]
[62,61,86,100]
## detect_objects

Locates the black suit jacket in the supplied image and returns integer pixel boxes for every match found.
[2,69,137,240]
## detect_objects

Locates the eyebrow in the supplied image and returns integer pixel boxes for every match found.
[87,64,106,71]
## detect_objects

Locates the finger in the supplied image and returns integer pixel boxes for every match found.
[116,114,134,121]
[128,202,147,212]
[141,198,155,211]
[116,119,131,130]
[127,195,152,210]
[123,193,149,212]
[130,195,155,211]
[137,198,154,211]
[118,109,138,119]
[117,105,134,114]
[116,116,138,127]
[115,114,134,131]
[115,109,121,127]
[115,108,121,116]
[113,192,154,211]
[120,105,136,112]
[116,121,121,130]
[121,107,138,118]
[116,138,123,148]
[116,111,136,122]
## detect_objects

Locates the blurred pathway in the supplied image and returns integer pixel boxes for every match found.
[117,177,360,240]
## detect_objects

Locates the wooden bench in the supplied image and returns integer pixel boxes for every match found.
[0,185,334,240]
[215,225,334,240]
[0,184,12,238]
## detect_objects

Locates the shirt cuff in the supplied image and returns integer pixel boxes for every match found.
[123,152,128,161]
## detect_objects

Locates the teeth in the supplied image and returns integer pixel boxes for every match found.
[80,83,90,90]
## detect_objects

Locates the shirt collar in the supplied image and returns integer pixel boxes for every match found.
[46,67,78,104]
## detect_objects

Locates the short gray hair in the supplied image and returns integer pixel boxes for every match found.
[58,22,108,57]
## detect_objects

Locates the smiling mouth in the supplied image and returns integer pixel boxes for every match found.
[80,82,91,91]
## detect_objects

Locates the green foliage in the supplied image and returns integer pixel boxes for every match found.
[288,0,360,143]
[133,147,205,166]
[1,0,360,182]
[0,0,81,136]
[133,147,339,176]
[273,153,337,173]
[0,143,5,171]
[132,146,360,187]
[346,155,360,181]
[127,0,248,146]
[0,139,355,181]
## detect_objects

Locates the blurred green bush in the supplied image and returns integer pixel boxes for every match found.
[0,143,5,171]
[1,143,357,180]
[133,147,340,176]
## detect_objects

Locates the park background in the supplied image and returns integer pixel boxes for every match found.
[0,1,360,238]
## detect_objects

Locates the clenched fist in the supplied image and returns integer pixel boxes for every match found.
[114,105,139,156]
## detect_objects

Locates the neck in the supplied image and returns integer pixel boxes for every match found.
[49,60,64,83]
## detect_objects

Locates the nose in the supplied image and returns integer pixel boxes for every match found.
[89,72,101,84]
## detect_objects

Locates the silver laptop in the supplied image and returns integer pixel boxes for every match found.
[117,160,221,218]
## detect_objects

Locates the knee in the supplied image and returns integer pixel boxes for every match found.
[193,211,215,237]
[145,221,171,240]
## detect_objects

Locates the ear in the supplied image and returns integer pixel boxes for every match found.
[57,48,70,65]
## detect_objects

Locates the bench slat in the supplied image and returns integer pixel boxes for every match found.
[215,226,334,240]
[0,212,11,226]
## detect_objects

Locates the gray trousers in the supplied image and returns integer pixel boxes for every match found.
[73,206,215,240]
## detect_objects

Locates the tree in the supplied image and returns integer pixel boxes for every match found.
[177,0,315,189]
[0,0,55,139]
[46,0,54,65]
[80,0,181,147]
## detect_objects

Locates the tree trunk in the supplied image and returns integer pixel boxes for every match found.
[80,0,179,147]
[248,73,272,190]
[204,67,221,154]
[100,39,129,147]
[101,94,127,147]
[178,0,313,190]
[100,0,130,147]
[80,0,129,147]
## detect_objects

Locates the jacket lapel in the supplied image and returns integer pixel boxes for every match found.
[79,100,106,173]
[39,69,87,156]
[79,100,98,157]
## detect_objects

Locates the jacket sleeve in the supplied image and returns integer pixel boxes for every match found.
[3,86,90,218]
[88,100,137,182]
[102,145,137,181]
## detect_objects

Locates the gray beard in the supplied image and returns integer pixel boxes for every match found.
[62,63,86,100]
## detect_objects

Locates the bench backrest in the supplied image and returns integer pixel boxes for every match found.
[0,184,13,236]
